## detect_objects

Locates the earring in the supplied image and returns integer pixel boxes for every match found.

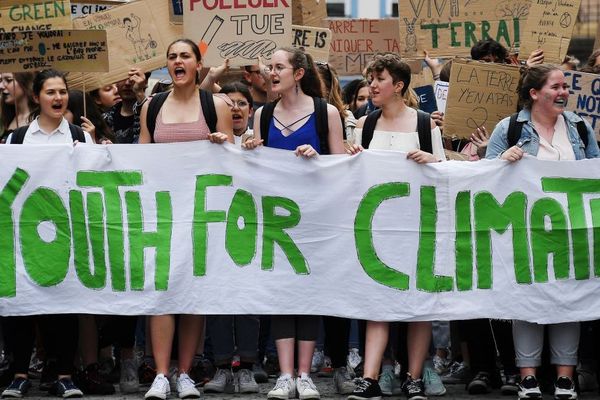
[295,82,299,95]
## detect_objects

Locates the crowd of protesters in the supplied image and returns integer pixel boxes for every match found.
[1,35,600,400]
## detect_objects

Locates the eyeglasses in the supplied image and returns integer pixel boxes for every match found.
[263,64,293,75]
[227,100,250,108]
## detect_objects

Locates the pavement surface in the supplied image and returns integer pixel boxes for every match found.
[20,376,600,400]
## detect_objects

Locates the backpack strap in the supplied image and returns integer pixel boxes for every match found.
[146,91,170,143]
[507,113,524,148]
[199,89,217,133]
[259,101,277,148]
[576,120,589,148]
[314,97,330,155]
[416,110,432,154]
[10,126,29,144]
[69,123,86,143]
[361,109,382,149]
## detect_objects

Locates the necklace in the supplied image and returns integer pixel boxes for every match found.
[273,113,312,135]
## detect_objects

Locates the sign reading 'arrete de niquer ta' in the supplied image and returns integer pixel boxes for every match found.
[1,143,600,323]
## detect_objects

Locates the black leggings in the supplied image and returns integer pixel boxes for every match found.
[271,315,320,341]
[6,315,78,376]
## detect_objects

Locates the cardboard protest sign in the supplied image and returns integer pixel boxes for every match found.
[0,29,108,72]
[71,0,182,91]
[0,0,73,33]
[564,70,600,141]
[399,0,532,58]
[327,19,401,76]
[70,3,113,18]
[292,0,326,27]
[291,25,330,63]
[414,85,437,114]
[184,0,292,67]
[444,59,520,139]
[434,80,449,113]
[519,0,581,63]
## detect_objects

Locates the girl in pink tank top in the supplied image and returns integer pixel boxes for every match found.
[137,38,232,400]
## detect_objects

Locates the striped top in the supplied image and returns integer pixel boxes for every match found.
[154,106,210,143]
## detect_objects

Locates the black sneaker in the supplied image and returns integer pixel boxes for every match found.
[403,376,427,400]
[518,375,542,399]
[49,378,83,398]
[467,371,492,394]
[2,377,31,398]
[554,376,577,400]
[75,363,115,395]
[348,377,382,400]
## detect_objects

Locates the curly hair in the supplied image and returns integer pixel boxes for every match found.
[366,52,411,95]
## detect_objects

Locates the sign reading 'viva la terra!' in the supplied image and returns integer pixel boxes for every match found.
[2,143,600,323]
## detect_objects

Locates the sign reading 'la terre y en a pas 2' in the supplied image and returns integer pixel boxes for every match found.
[1,142,600,323]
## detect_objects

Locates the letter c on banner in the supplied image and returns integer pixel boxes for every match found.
[354,182,410,290]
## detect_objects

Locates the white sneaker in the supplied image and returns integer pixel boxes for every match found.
[554,376,578,400]
[296,374,320,400]
[145,374,170,400]
[518,375,542,399]
[176,373,200,399]
[268,374,296,399]
[310,350,324,373]
[347,348,362,372]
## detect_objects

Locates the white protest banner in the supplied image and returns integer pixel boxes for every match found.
[184,0,292,67]
[434,80,449,114]
[71,0,182,91]
[2,142,600,324]
[0,0,73,33]
[399,0,532,58]
[291,25,330,63]
[564,70,600,141]
[0,29,108,72]
[444,59,520,139]
[519,0,581,63]
[327,19,401,76]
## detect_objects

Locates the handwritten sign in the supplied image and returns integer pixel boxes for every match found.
[71,0,181,91]
[519,0,581,63]
[292,0,326,27]
[327,19,401,76]
[399,0,532,58]
[434,80,449,114]
[0,29,108,72]
[70,3,112,18]
[184,0,292,67]
[291,25,330,63]
[414,85,437,114]
[444,59,520,139]
[0,0,73,33]
[564,70,600,141]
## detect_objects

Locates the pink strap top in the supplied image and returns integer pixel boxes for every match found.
[153,106,211,143]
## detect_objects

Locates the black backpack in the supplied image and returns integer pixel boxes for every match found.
[146,89,217,143]
[260,97,331,155]
[507,112,589,148]
[10,123,86,144]
[361,109,432,153]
